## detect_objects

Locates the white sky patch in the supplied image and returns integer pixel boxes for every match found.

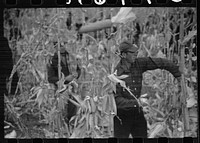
[121,0,125,5]
[172,0,182,2]
[147,0,152,4]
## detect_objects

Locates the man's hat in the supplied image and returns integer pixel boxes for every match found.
[119,41,138,53]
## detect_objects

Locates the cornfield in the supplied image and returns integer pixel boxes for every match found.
[4,7,197,138]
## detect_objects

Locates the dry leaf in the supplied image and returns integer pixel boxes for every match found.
[5,130,17,138]
[167,126,173,138]
[111,7,136,24]
[182,30,197,45]
[149,123,165,138]
[140,97,149,105]
[191,76,197,82]
[186,85,194,97]
[140,93,148,98]
[187,96,197,108]
[116,74,129,79]
[108,74,126,88]
[156,50,166,58]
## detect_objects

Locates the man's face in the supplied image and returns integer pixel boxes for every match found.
[124,51,138,63]
[60,46,68,58]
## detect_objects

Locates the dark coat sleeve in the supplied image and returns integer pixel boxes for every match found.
[76,64,81,79]
[48,54,59,84]
[138,57,182,78]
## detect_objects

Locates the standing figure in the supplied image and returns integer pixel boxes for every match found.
[48,45,81,123]
[0,37,19,96]
[114,41,181,138]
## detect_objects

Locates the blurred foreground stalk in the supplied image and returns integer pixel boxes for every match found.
[179,8,190,135]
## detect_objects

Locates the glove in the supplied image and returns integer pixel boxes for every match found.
[174,76,182,93]
[65,74,76,82]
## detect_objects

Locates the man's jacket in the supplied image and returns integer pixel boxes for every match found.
[115,57,181,110]
[48,53,81,85]
[48,53,70,84]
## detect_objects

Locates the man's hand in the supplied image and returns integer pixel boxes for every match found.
[6,78,11,93]
[176,76,182,83]
[175,76,182,93]
[65,73,77,82]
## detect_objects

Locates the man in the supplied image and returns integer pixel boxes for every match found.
[48,45,81,123]
[0,37,19,96]
[114,41,181,138]
[0,37,12,96]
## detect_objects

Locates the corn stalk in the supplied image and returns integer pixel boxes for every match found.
[57,9,62,91]
[179,8,190,135]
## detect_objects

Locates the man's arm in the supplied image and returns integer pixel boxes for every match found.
[138,57,182,78]
[48,66,59,84]
[76,65,81,79]
[48,54,59,84]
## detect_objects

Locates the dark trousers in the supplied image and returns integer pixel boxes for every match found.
[114,107,147,138]
[63,96,77,124]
